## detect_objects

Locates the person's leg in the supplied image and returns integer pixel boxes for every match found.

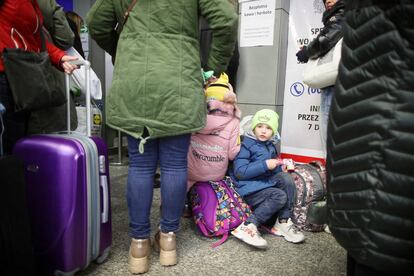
[270,173,305,243]
[127,135,158,238]
[347,253,356,276]
[0,101,5,156]
[319,86,334,156]
[156,134,190,266]
[244,187,287,226]
[158,133,191,232]
[182,187,192,218]
[347,253,392,276]
[271,172,296,220]
[231,187,285,249]
[0,74,28,155]
[126,135,158,273]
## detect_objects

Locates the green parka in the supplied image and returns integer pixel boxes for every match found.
[327,1,414,274]
[87,0,238,151]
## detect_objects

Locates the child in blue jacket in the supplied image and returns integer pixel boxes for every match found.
[231,109,305,248]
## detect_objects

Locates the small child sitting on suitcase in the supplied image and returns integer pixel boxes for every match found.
[187,72,241,190]
[231,109,305,248]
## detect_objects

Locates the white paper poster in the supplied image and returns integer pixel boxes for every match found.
[239,0,276,47]
[281,0,326,162]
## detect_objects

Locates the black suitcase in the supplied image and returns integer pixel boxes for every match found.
[0,155,36,276]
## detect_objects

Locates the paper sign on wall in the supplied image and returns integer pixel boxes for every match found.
[240,0,276,47]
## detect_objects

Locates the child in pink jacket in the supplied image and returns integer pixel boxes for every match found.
[187,73,241,189]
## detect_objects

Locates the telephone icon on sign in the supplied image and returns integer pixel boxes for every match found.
[290,82,305,97]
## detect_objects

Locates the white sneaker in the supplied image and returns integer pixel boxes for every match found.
[231,223,268,249]
[272,218,305,244]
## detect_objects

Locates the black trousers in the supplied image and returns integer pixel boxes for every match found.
[347,254,392,276]
[0,156,36,275]
[0,73,28,155]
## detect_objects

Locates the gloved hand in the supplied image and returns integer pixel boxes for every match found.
[296,47,309,63]
[202,70,215,82]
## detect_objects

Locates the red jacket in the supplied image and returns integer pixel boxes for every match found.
[0,0,65,73]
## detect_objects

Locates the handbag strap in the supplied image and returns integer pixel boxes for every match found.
[39,28,47,52]
[9,27,46,52]
[115,0,138,33]
[31,0,47,52]
[10,28,28,50]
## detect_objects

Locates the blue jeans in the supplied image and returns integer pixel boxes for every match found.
[320,86,334,156]
[245,172,296,226]
[127,134,191,239]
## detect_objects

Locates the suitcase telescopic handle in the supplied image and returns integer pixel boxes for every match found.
[65,60,92,136]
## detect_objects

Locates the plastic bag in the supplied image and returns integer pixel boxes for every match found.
[66,47,102,100]
[302,38,343,89]
[74,104,102,136]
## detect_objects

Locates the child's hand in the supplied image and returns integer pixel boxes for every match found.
[266,159,283,170]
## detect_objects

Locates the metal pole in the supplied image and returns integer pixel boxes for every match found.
[110,130,128,166]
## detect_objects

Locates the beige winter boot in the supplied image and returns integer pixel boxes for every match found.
[128,238,150,274]
[154,231,177,266]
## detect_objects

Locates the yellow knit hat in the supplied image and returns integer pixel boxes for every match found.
[205,73,230,102]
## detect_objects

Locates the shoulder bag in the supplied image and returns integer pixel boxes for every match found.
[110,0,138,63]
[302,38,343,89]
[2,28,66,112]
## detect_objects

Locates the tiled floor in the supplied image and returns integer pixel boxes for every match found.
[78,165,347,276]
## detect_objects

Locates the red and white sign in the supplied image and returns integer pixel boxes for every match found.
[281,0,326,163]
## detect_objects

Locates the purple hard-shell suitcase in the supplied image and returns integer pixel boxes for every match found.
[12,61,112,275]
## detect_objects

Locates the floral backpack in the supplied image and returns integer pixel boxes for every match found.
[190,177,251,247]
[290,161,327,231]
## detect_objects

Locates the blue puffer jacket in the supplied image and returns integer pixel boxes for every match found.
[232,133,281,196]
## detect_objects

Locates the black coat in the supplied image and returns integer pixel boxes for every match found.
[327,1,414,274]
[199,16,239,90]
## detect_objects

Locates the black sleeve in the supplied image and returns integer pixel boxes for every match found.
[306,10,345,59]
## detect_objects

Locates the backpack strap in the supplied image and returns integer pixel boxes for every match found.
[211,219,230,248]
[196,219,211,237]
[210,180,232,248]
[210,179,249,248]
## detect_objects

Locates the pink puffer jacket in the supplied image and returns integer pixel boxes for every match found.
[187,104,241,189]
